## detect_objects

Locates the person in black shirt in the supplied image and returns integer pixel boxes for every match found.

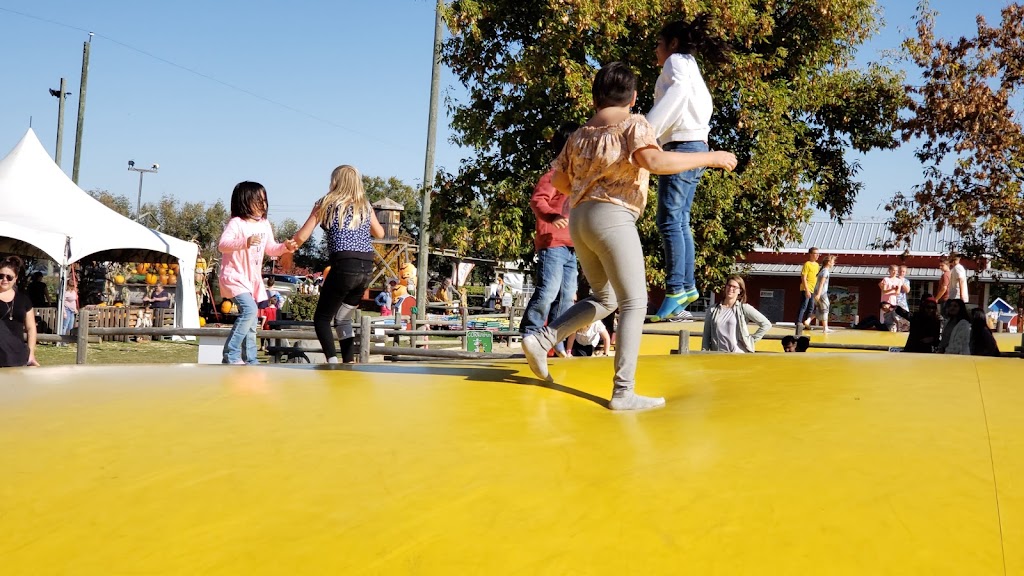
[0,255,39,367]
[26,271,49,308]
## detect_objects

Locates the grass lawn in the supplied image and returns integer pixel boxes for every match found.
[35,339,200,366]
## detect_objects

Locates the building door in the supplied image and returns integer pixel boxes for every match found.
[758,289,785,323]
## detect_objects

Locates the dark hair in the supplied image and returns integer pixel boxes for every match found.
[0,255,24,276]
[551,122,580,156]
[796,336,810,352]
[592,62,637,109]
[230,181,268,220]
[658,15,730,65]
[943,298,970,324]
[781,335,796,348]
[970,313,1001,357]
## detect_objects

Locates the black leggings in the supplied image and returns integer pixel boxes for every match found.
[313,256,373,361]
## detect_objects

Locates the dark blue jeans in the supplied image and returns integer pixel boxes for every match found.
[519,246,578,335]
[656,140,708,294]
[797,292,815,325]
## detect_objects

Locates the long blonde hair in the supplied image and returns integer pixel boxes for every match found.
[316,165,371,230]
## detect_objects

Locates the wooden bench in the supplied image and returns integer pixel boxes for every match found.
[265,319,318,363]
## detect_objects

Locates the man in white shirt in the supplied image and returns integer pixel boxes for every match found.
[949,252,969,302]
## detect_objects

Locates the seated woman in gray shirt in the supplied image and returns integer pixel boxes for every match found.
[701,275,772,353]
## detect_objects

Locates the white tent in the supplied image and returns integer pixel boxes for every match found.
[0,129,199,329]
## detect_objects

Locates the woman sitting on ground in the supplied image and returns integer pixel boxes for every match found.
[969,308,1001,357]
[938,298,971,355]
[902,295,941,353]
[701,275,771,353]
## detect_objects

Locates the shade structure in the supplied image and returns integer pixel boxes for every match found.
[0,129,199,327]
[2,354,1022,574]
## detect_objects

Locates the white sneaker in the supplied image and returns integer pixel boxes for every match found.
[823,328,835,334]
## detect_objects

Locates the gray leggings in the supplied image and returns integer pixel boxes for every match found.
[534,200,647,395]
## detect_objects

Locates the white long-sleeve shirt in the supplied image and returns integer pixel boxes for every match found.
[646,53,713,145]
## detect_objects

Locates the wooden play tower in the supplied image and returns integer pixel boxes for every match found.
[370,197,415,288]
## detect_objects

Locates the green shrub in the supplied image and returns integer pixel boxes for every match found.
[287,293,319,321]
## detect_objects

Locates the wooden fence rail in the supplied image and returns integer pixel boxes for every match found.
[59,309,1024,365]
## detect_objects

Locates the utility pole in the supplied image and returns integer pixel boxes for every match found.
[72,33,93,185]
[415,0,444,320]
[49,78,71,168]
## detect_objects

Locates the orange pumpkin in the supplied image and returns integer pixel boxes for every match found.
[221,300,233,314]
[136,263,147,274]
[114,302,124,308]
[170,263,180,273]
[145,272,158,285]
[113,274,125,285]
[159,273,170,285]
[167,273,177,285]
[198,317,207,327]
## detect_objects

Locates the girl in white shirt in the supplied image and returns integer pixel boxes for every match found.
[648,17,731,322]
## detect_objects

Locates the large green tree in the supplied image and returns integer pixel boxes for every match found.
[435,0,904,288]
[138,196,229,263]
[887,2,1024,273]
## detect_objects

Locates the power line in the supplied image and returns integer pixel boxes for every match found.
[0,6,414,152]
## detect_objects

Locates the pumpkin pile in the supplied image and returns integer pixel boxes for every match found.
[127,262,179,286]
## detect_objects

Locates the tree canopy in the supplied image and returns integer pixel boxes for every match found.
[887,2,1024,273]
[435,0,904,288]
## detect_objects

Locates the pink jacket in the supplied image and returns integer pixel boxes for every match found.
[217,217,288,301]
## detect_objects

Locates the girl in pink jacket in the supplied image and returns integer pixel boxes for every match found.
[218,181,295,364]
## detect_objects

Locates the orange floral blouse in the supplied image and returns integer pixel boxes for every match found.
[551,114,660,216]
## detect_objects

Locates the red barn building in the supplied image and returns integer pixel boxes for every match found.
[736,221,1020,326]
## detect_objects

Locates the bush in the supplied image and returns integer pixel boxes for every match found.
[287,293,319,321]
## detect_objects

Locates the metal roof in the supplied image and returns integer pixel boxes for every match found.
[740,263,1024,283]
[754,221,962,256]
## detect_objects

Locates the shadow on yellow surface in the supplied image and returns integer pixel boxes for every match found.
[1,354,1022,574]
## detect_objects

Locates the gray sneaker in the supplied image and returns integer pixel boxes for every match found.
[668,309,694,323]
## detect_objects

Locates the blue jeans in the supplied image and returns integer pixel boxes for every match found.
[797,292,815,325]
[656,141,708,294]
[61,307,75,336]
[223,292,259,364]
[519,246,578,335]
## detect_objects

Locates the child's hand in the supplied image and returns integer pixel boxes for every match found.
[712,151,738,171]
[246,234,261,247]
[285,239,299,252]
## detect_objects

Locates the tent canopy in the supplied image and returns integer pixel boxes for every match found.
[0,129,199,328]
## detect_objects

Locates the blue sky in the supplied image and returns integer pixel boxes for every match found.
[0,0,1013,225]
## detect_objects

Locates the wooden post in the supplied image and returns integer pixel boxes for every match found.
[677,329,690,354]
[359,315,371,364]
[76,308,90,365]
[460,304,469,349]
[795,322,803,336]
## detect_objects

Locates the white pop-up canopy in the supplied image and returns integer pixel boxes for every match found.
[0,129,199,329]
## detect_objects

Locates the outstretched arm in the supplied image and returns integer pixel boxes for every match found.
[633,148,737,176]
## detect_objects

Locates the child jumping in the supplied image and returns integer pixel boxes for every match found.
[292,165,385,364]
[647,17,731,321]
[218,181,295,364]
[522,62,736,410]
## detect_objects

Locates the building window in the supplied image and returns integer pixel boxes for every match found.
[907,282,928,310]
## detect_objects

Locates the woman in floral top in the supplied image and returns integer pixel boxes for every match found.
[521,62,736,411]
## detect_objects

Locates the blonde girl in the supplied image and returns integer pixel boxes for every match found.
[293,165,384,364]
